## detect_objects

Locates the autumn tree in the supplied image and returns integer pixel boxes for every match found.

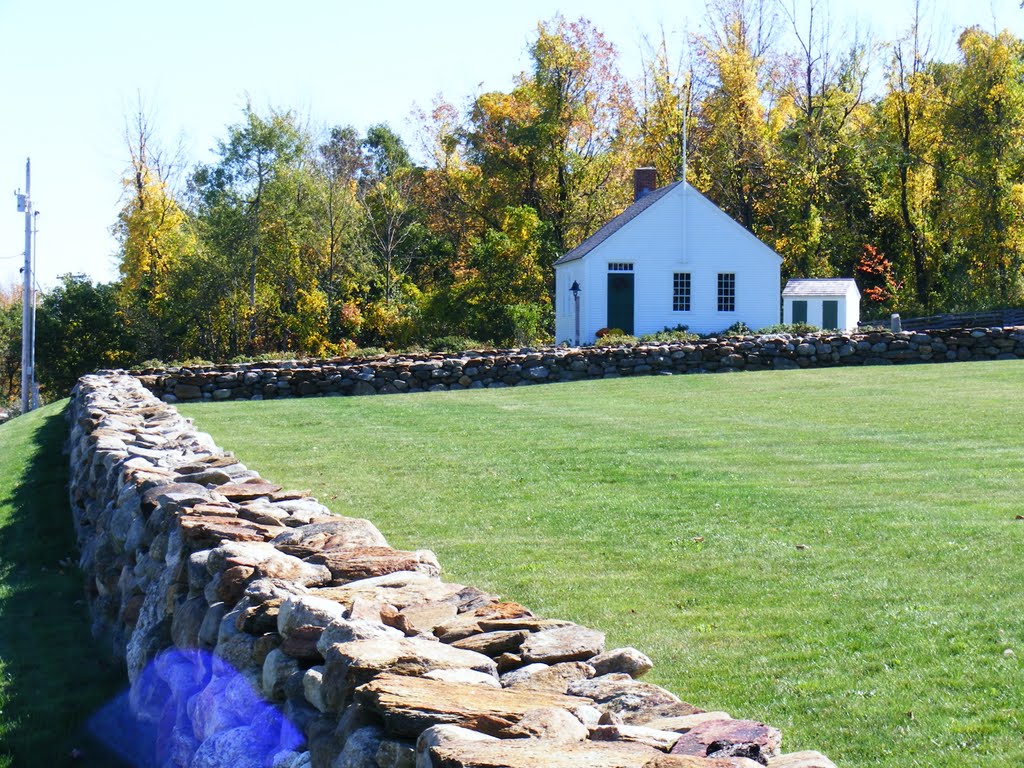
[691,0,781,235]
[871,1,944,309]
[190,105,310,355]
[114,105,196,359]
[774,0,873,277]
[941,27,1024,307]
[636,33,696,186]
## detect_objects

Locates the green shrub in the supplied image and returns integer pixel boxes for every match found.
[594,333,638,347]
[639,325,699,343]
[349,347,388,359]
[713,321,754,338]
[756,323,820,335]
[428,336,486,353]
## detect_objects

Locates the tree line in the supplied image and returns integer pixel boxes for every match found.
[3,1,1024,404]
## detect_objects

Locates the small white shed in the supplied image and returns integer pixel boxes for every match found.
[782,279,861,331]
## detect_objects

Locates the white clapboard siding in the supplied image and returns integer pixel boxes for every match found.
[555,183,782,343]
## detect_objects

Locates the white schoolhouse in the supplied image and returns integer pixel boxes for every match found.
[554,169,782,344]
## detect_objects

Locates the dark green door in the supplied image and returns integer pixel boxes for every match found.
[822,300,839,329]
[607,273,634,334]
[792,300,808,324]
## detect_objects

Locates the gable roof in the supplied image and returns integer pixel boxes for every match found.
[783,278,860,297]
[553,182,682,266]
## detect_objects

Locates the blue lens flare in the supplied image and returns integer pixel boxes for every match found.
[87,648,303,767]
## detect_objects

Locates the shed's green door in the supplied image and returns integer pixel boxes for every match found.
[792,300,808,324]
[607,273,635,334]
[822,300,839,329]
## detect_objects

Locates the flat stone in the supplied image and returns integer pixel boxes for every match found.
[271,519,389,557]
[435,602,535,642]
[316,619,404,656]
[643,757,763,768]
[312,572,478,614]
[142,482,211,512]
[623,703,707,727]
[519,625,605,664]
[567,675,680,716]
[217,479,284,501]
[423,736,662,767]
[355,673,595,738]
[591,724,682,751]
[670,719,781,763]
[321,637,498,712]
[306,546,440,584]
[422,669,502,689]
[385,600,460,636]
[766,752,837,768]
[638,712,732,732]
[501,662,596,694]
[415,725,499,766]
[590,647,654,678]
[178,512,287,546]
[209,542,331,587]
[502,707,589,741]
[277,595,347,636]
[177,468,233,486]
[477,617,572,633]
[451,630,530,657]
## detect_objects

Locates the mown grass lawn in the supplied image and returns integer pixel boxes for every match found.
[183,361,1024,767]
[0,402,126,768]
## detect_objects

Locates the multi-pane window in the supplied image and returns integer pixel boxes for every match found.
[717,273,735,312]
[673,272,691,312]
[608,262,634,272]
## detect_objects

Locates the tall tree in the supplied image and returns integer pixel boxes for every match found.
[872,1,943,309]
[692,0,781,235]
[357,124,422,306]
[114,105,196,359]
[190,105,308,354]
[942,27,1024,306]
[636,33,696,186]
[775,0,873,277]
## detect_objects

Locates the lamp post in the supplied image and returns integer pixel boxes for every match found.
[570,280,581,347]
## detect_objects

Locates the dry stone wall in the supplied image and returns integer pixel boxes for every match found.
[67,374,840,768]
[133,327,1024,403]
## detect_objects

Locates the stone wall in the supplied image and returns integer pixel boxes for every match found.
[133,327,1024,403]
[67,373,837,768]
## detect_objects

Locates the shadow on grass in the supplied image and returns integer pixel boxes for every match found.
[0,405,130,768]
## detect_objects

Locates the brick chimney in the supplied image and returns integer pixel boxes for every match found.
[633,167,657,202]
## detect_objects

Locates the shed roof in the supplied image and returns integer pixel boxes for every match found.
[553,182,682,266]
[782,278,860,297]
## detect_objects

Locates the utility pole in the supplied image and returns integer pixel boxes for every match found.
[16,159,34,414]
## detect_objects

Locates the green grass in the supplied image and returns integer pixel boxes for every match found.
[182,361,1024,768]
[0,402,126,768]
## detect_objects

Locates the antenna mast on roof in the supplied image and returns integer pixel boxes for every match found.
[681,93,688,263]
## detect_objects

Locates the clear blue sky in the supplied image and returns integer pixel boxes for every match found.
[1,0,1021,290]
